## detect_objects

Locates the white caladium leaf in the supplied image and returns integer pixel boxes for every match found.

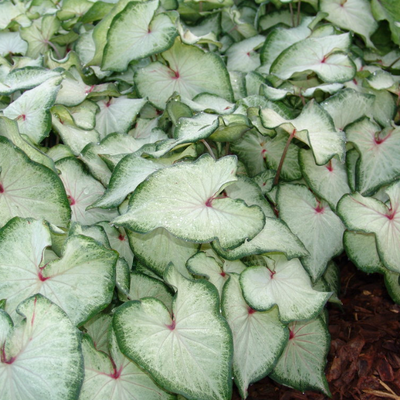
[0,31,27,56]
[4,76,61,144]
[270,33,356,83]
[113,264,233,400]
[127,227,199,278]
[0,294,84,400]
[121,272,173,312]
[0,137,70,229]
[95,97,147,139]
[320,0,378,48]
[113,155,265,249]
[80,330,176,400]
[90,155,165,209]
[68,100,99,130]
[52,111,100,156]
[269,317,331,396]
[258,16,313,74]
[240,255,331,322]
[84,313,112,354]
[345,117,400,195]
[102,0,177,71]
[222,274,288,399]
[226,35,265,73]
[0,309,13,347]
[321,88,375,131]
[277,183,345,281]
[56,157,119,225]
[337,180,400,273]
[261,99,346,165]
[366,69,397,91]
[135,38,233,108]
[299,149,351,209]
[0,218,118,325]
[212,216,308,261]
[0,67,62,95]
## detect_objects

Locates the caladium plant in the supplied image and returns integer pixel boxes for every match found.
[0,0,399,399]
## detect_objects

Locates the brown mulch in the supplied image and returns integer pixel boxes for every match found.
[231,257,400,400]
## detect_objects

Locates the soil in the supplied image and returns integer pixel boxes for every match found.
[231,256,400,400]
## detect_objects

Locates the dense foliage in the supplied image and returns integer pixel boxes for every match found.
[0,0,399,399]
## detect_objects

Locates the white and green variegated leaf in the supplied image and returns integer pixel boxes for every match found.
[240,255,331,322]
[0,308,13,347]
[366,69,397,91]
[189,93,236,114]
[69,222,111,248]
[90,155,165,209]
[212,216,308,261]
[299,149,351,209]
[102,0,177,72]
[113,155,265,249]
[127,227,198,278]
[0,67,62,95]
[0,31,27,57]
[56,157,119,225]
[186,252,234,297]
[258,16,313,74]
[95,97,147,139]
[320,88,375,131]
[344,230,385,274]
[345,118,400,195]
[68,100,99,130]
[261,100,346,166]
[135,39,233,108]
[0,137,70,229]
[222,274,288,399]
[0,294,84,400]
[269,317,331,396]
[0,116,56,172]
[270,33,356,83]
[338,181,400,273]
[0,218,117,325]
[121,272,173,312]
[226,35,265,73]
[320,0,378,47]
[113,264,233,400]
[80,331,176,400]
[3,76,61,144]
[52,112,100,156]
[96,223,134,267]
[84,313,112,355]
[277,183,345,281]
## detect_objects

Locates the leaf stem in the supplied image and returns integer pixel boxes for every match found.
[46,40,62,60]
[274,129,296,186]
[201,139,216,160]
[297,1,301,26]
[289,2,295,27]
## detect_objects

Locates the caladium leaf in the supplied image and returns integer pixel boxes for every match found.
[0,294,84,400]
[345,117,400,195]
[299,149,351,209]
[337,180,400,274]
[269,317,331,396]
[113,155,265,249]
[0,217,118,325]
[95,97,147,138]
[90,155,165,209]
[240,255,331,322]
[127,227,199,278]
[277,183,345,281]
[121,272,174,312]
[320,0,377,47]
[0,31,27,57]
[113,264,233,400]
[56,157,118,225]
[0,137,70,229]
[102,0,177,71]
[270,33,356,83]
[84,313,112,354]
[320,88,375,131]
[222,274,288,399]
[135,38,233,108]
[261,99,346,165]
[80,330,176,400]
[3,76,62,144]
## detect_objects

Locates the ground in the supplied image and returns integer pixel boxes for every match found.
[231,257,400,400]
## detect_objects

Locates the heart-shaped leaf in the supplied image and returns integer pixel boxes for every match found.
[113,264,233,400]
[113,155,265,249]
[0,294,84,400]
